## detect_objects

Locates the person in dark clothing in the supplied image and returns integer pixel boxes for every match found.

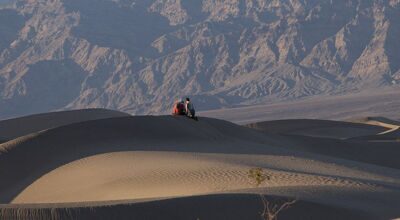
[184,97,196,119]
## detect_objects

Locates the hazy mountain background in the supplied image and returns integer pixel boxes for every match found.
[0,0,399,119]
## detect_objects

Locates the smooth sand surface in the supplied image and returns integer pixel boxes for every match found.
[1,110,400,219]
[11,151,397,204]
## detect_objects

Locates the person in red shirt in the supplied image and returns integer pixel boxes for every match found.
[172,99,186,116]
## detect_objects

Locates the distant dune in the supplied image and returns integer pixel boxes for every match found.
[246,119,400,169]
[201,89,400,125]
[0,109,129,141]
[1,109,400,220]
[246,119,386,139]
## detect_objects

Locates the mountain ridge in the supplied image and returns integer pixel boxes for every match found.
[0,0,399,118]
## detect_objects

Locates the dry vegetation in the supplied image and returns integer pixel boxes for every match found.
[248,168,297,220]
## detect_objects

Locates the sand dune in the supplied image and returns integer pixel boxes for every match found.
[0,109,129,141]
[246,119,386,139]
[200,89,400,125]
[352,117,400,128]
[0,115,279,204]
[1,194,371,220]
[248,119,400,169]
[11,151,396,204]
[1,110,400,219]
[346,117,400,141]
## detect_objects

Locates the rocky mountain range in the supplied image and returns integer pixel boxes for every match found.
[0,0,399,119]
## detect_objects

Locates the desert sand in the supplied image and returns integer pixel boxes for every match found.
[1,109,400,220]
[0,109,129,142]
[200,89,400,125]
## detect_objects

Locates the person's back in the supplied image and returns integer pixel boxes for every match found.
[172,101,186,115]
[178,101,186,115]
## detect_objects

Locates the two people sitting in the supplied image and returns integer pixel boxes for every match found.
[173,97,197,120]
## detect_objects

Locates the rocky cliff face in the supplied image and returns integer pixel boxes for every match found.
[0,0,399,118]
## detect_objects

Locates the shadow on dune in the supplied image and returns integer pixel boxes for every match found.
[0,194,372,220]
[246,119,386,138]
[247,119,400,169]
[0,109,130,140]
[283,134,400,169]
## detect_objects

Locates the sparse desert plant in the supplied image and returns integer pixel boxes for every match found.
[248,168,296,220]
[248,168,270,186]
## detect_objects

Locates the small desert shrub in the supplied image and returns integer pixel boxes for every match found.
[248,168,296,220]
[248,168,270,186]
